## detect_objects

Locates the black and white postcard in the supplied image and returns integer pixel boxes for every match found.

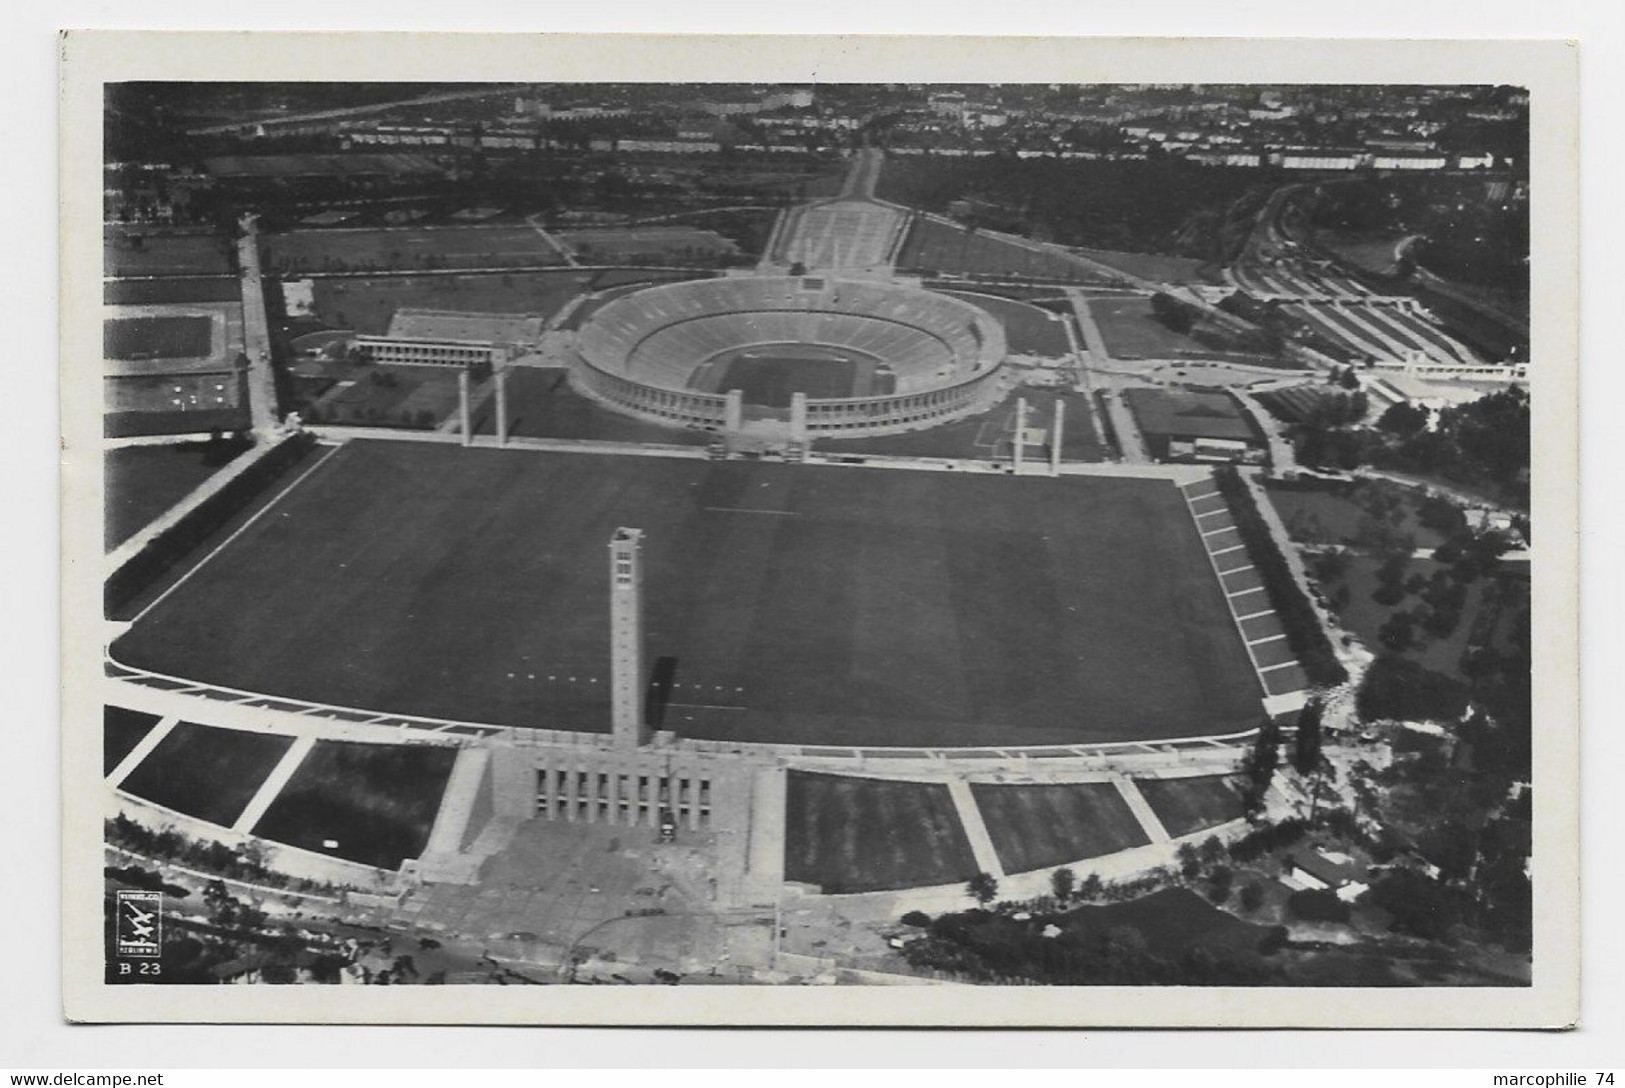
[59,32,1580,1027]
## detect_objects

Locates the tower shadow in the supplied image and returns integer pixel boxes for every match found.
[645,655,678,730]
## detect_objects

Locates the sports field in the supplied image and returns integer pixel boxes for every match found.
[309,270,594,335]
[118,722,294,826]
[250,740,457,870]
[112,442,1263,747]
[1134,774,1247,839]
[784,772,978,893]
[970,781,1150,875]
[470,367,713,446]
[896,218,1115,283]
[104,316,214,360]
[933,290,1072,357]
[104,230,235,278]
[264,226,571,275]
[104,706,160,776]
[695,345,872,407]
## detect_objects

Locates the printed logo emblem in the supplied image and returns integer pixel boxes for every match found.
[115,889,163,958]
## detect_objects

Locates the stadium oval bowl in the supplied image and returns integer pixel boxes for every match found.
[570,275,1007,437]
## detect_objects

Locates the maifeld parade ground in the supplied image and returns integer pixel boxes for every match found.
[113,441,1264,748]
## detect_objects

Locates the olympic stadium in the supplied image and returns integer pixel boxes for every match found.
[570,275,1006,437]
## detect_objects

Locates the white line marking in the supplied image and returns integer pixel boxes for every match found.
[1234,609,1276,621]
[128,443,342,625]
[1219,564,1256,576]
[1257,659,1302,673]
[1193,507,1230,519]
[1209,544,1247,557]
[666,703,747,711]
[702,507,800,516]
[1201,524,1235,537]
[1227,586,1267,599]
[1247,633,1288,646]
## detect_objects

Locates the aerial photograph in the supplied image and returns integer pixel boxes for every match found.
[97,79,1532,989]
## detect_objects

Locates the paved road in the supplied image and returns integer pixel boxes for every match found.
[235,218,280,432]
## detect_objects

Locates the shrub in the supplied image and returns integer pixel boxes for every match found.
[1239,881,1267,912]
[900,910,931,928]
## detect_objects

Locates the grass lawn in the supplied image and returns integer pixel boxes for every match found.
[104,706,161,775]
[934,290,1072,357]
[897,218,1114,282]
[784,772,978,893]
[112,441,1261,747]
[1073,247,1210,284]
[104,231,235,278]
[1088,297,1212,359]
[470,367,712,445]
[264,226,572,275]
[104,439,251,550]
[828,389,1109,462]
[105,277,243,306]
[1135,774,1247,839]
[250,740,457,870]
[118,723,293,826]
[971,781,1149,874]
[104,316,214,360]
[308,269,594,335]
[301,365,461,429]
[1317,556,1496,683]
[1265,481,1456,550]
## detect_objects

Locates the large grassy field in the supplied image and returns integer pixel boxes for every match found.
[104,317,215,360]
[104,439,250,550]
[933,290,1073,357]
[897,218,1115,283]
[970,781,1149,875]
[112,442,1262,747]
[784,772,978,893]
[118,723,293,826]
[307,269,595,335]
[104,231,235,278]
[469,367,713,446]
[250,740,457,870]
[1087,297,1213,359]
[1134,774,1247,839]
[263,226,571,275]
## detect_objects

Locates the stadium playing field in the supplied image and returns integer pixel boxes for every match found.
[112,442,1263,748]
[691,344,883,407]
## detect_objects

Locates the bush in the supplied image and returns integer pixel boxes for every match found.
[900,910,931,928]
[1287,888,1352,924]
[1239,882,1267,912]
